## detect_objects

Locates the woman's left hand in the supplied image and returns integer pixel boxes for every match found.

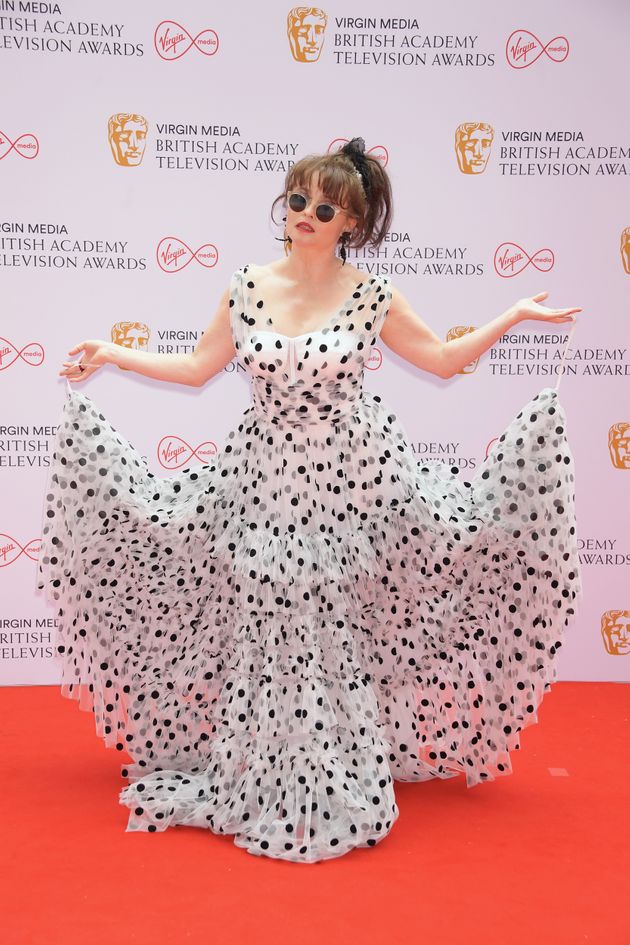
[511,291,582,325]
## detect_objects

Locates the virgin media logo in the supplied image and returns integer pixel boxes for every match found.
[485,436,500,460]
[154,20,219,60]
[493,242,555,278]
[328,137,389,166]
[0,534,39,567]
[0,337,44,370]
[157,435,218,469]
[0,130,39,161]
[505,30,569,69]
[156,238,219,272]
[365,345,383,371]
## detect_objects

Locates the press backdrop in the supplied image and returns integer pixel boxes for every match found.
[1,0,628,684]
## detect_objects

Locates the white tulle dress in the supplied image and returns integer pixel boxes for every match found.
[36,263,582,863]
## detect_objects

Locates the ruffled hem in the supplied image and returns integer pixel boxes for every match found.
[36,384,583,859]
[118,730,399,864]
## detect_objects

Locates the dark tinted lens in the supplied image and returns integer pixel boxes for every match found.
[288,192,306,212]
[315,204,335,223]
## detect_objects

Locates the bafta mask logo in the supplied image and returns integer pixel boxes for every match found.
[111,322,150,371]
[608,422,630,469]
[446,326,479,373]
[108,113,148,166]
[620,227,630,274]
[111,321,150,350]
[455,122,494,174]
[287,6,327,61]
[601,610,630,656]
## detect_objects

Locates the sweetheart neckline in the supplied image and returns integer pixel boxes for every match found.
[243,263,371,340]
[250,327,343,343]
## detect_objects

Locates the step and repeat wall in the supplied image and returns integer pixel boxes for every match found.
[1,1,628,685]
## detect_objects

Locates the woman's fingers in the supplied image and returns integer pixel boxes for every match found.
[542,306,582,323]
[58,357,91,376]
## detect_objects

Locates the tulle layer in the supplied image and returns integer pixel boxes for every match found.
[36,385,582,860]
[119,729,399,863]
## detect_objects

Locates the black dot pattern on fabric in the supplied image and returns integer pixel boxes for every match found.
[36,262,582,864]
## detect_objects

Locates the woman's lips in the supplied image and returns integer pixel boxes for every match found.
[296,223,314,231]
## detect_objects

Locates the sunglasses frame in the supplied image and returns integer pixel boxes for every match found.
[286,190,350,224]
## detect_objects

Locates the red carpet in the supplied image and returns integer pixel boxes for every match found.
[3,681,628,945]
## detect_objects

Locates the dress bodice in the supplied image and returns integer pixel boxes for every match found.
[229,263,392,427]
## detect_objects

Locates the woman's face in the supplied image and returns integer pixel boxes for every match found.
[286,174,357,254]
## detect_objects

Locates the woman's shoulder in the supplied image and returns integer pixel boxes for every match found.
[234,260,270,285]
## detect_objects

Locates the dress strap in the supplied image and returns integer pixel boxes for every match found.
[65,377,73,396]
[229,265,248,353]
[554,321,577,392]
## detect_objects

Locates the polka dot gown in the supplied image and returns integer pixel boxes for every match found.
[37,263,582,864]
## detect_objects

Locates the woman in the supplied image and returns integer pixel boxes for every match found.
[40,137,583,864]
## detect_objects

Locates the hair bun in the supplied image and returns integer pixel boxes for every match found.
[342,136,366,156]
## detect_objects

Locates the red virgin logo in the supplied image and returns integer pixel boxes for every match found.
[157,435,218,470]
[505,30,569,69]
[328,137,389,166]
[0,130,39,160]
[485,436,500,460]
[493,242,555,278]
[365,345,383,371]
[0,337,45,370]
[0,535,39,566]
[154,21,219,60]
[156,238,219,272]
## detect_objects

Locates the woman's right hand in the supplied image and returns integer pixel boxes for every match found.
[58,340,113,383]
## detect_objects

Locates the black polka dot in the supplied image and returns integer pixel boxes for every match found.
[36,262,581,864]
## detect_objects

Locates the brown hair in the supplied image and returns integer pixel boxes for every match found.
[270,140,393,252]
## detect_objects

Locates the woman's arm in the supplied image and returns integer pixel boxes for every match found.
[63,286,237,386]
[380,286,451,378]
[189,286,237,386]
[380,286,581,379]
[104,346,199,386]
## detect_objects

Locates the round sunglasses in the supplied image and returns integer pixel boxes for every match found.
[287,191,348,224]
